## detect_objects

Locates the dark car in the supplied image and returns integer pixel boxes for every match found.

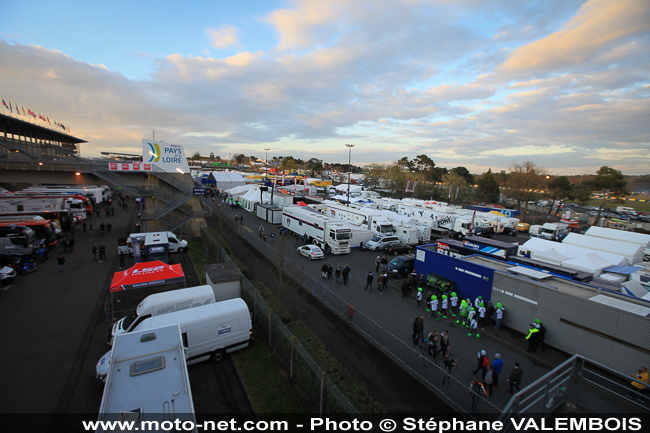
[383,243,412,255]
[385,255,415,279]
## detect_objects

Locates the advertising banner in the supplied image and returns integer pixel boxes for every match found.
[142,139,190,173]
[109,163,152,171]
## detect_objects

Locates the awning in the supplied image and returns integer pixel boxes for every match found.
[110,261,185,291]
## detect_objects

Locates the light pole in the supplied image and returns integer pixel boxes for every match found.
[264,148,270,173]
[345,144,355,207]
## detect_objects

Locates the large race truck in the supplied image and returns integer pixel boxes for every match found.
[282,205,352,254]
[397,204,471,239]
[320,201,396,235]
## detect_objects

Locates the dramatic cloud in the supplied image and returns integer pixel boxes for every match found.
[0,0,648,174]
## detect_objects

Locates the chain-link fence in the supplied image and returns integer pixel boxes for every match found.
[198,224,360,415]
[208,203,502,416]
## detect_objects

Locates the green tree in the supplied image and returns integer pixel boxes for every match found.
[307,158,323,176]
[546,176,573,215]
[234,153,246,164]
[442,172,468,204]
[280,157,297,172]
[450,166,475,185]
[477,169,500,203]
[587,166,628,220]
[190,151,202,160]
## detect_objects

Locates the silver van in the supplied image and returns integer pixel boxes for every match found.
[364,234,401,251]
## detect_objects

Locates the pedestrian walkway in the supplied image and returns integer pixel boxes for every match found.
[204,196,571,411]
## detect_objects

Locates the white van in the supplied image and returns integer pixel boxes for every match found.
[111,285,217,339]
[118,231,189,255]
[98,299,252,382]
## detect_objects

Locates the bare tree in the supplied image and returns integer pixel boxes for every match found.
[505,161,549,212]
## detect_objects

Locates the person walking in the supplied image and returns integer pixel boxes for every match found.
[57,255,66,273]
[427,330,438,361]
[327,263,333,280]
[271,232,275,244]
[381,271,388,293]
[377,272,384,292]
[375,255,381,272]
[507,363,524,393]
[443,346,457,380]
[89,222,93,233]
[526,323,540,352]
[37,247,47,264]
[99,244,106,262]
[495,303,505,329]
[119,251,126,269]
[492,354,503,388]
[82,222,86,233]
[440,294,448,318]
[321,263,328,279]
[450,292,458,316]
[470,376,488,412]
[416,288,423,307]
[106,223,112,234]
[438,330,449,356]
[468,314,480,338]
[92,244,98,261]
[486,301,495,327]
[342,264,350,285]
[364,271,374,292]
[484,365,494,399]
[429,295,438,319]
[472,350,489,380]
[478,302,487,329]
[100,222,105,235]
[335,265,342,284]
[401,279,410,298]
[412,316,422,346]
[380,256,388,272]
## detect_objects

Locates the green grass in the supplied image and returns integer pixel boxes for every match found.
[582,198,650,213]
[233,342,308,417]
[188,238,210,284]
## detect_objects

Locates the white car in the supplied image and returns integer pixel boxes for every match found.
[297,245,324,260]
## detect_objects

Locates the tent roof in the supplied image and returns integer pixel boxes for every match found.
[585,226,650,247]
[603,265,644,275]
[562,252,612,274]
[110,261,185,292]
[334,184,362,192]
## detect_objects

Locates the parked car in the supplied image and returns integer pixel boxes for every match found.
[363,234,401,251]
[385,255,415,279]
[298,245,325,260]
[384,243,412,256]
[297,244,324,260]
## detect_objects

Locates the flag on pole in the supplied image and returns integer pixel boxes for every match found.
[8,100,13,112]
[405,178,411,193]
[22,106,26,116]
[448,182,453,200]
[455,183,460,200]
[412,178,418,192]
[304,177,308,191]
[282,173,285,186]
[1,98,8,110]
[274,175,278,186]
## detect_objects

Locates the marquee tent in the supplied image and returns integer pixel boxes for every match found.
[208,172,246,190]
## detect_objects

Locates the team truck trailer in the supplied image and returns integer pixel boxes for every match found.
[396,204,471,238]
[320,200,396,235]
[282,205,352,254]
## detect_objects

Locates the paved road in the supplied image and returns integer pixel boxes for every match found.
[0,198,252,431]
[208,198,570,410]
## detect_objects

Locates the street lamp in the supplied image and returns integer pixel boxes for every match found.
[264,148,270,172]
[345,144,355,207]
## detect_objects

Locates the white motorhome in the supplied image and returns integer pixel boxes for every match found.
[282,205,352,254]
[23,185,107,204]
[119,231,189,255]
[111,285,217,339]
[0,196,86,219]
[98,299,252,381]
[97,324,197,429]
[539,222,569,240]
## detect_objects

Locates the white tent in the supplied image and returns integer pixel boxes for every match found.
[562,252,613,276]
[521,238,629,268]
[209,172,246,190]
[334,184,362,193]
[585,226,650,247]
[224,184,256,198]
[239,186,272,213]
[562,233,644,264]
[621,280,650,298]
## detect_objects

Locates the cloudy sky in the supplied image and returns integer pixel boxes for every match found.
[1,0,649,175]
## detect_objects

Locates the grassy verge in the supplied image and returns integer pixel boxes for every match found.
[233,342,308,417]
[188,238,210,284]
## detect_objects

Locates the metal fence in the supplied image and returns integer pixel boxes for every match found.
[198,226,360,415]
[497,354,650,431]
[211,205,502,416]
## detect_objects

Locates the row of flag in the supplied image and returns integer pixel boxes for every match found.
[2,96,69,132]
